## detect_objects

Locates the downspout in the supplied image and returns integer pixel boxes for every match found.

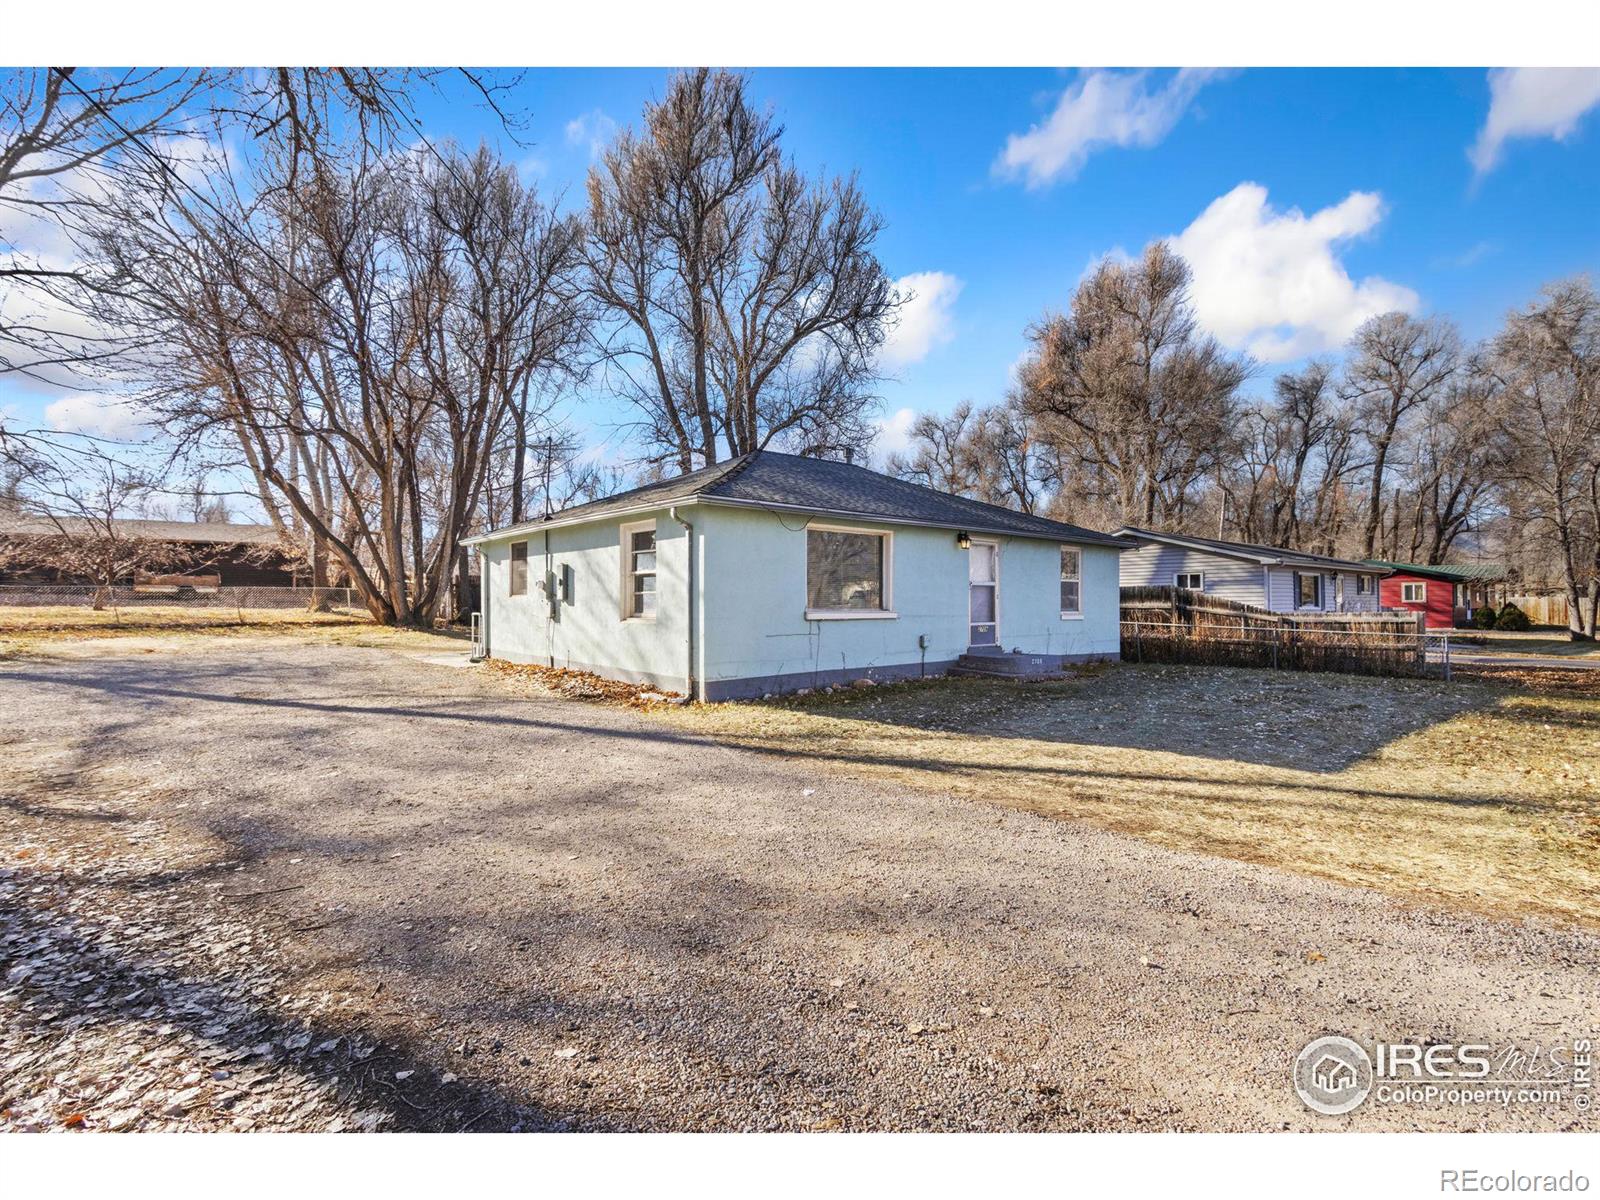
[669,506,698,702]
[544,527,554,668]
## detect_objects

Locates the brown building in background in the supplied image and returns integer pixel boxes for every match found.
[0,516,302,588]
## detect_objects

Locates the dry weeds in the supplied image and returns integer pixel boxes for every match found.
[483,659,683,709]
[663,665,1600,928]
[0,606,451,660]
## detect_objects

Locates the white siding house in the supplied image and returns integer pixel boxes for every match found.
[1116,528,1386,614]
[467,452,1131,700]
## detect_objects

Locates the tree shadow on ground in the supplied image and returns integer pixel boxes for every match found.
[0,869,578,1132]
[742,662,1506,774]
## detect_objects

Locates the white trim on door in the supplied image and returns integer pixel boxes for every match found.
[968,538,1000,648]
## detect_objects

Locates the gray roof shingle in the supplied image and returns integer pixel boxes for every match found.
[1116,526,1386,573]
[468,450,1130,548]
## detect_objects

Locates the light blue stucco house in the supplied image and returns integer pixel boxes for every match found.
[465,451,1131,700]
[1115,527,1388,614]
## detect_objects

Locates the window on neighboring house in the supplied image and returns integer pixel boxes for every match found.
[806,527,890,615]
[1296,571,1321,608]
[1061,548,1082,615]
[1356,575,1372,595]
[509,541,528,596]
[622,522,657,618]
[1401,581,1426,604]
[1174,571,1203,591]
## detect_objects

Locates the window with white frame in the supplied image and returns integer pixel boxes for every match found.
[1401,581,1426,604]
[1174,571,1203,591]
[1356,574,1372,595]
[509,541,528,596]
[621,522,657,618]
[806,527,890,615]
[1060,547,1082,615]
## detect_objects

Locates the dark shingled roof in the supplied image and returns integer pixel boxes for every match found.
[1115,527,1385,573]
[0,514,284,546]
[467,450,1130,548]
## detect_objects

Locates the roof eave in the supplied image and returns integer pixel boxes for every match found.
[1116,527,1280,565]
[464,493,1132,548]
[694,495,1133,546]
[462,496,705,546]
[1118,527,1385,573]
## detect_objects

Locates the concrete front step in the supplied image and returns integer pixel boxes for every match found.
[949,651,1075,679]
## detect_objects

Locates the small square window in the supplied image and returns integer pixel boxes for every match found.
[1401,581,1426,604]
[1174,571,1204,591]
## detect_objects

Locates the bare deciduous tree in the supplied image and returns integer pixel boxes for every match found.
[585,69,898,471]
[1492,278,1600,637]
[83,124,588,625]
[1019,242,1250,528]
[1339,312,1461,558]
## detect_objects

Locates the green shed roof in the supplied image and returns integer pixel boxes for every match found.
[1362,560,1506,583]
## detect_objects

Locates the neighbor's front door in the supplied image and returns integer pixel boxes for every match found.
[969,541,998,647]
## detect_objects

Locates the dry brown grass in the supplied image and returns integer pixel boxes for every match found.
[665,664,1600,928]
[0,605,453,660]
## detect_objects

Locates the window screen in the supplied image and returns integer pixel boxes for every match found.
[807,529,885,611]
[627,528,656,617]
[509,541,528,596]
[1060,547,1082,613]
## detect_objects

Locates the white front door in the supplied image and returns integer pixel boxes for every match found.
[969,541,998,647]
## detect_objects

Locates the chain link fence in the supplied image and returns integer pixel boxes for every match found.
[0,584,361,611]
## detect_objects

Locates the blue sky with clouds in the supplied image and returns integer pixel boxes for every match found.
[7,67,1600,466]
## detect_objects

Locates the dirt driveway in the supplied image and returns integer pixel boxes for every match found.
[3,638,1596,1131]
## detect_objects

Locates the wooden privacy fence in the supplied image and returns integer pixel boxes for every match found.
[1121,587,1431,677]
[1505,593,1570,629]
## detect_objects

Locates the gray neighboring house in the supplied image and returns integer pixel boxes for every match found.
[1115,527,1389,614]
[466,451,1131,701]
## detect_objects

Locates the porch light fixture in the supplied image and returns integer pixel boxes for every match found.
[956,531,972,549]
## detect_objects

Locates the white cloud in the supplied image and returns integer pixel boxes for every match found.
[880,271,962,369]
[1170,183,1418,362]
[44,393,149,441]
[995,69,1221,188]
[1470,68,1600,176]
[871,406,919,465]
[564,110,618,161]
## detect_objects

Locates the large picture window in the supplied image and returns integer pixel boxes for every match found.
[621,522,656,618]
[509,541,528,596]
[806,527,890,616]
[1061,548,1082,615]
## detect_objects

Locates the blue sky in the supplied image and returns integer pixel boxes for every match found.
[7,67,1600,466]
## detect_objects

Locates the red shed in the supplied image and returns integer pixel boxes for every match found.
[1365,560,1506,629]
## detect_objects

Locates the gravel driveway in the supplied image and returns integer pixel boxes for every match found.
[3,639,1596,1131]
